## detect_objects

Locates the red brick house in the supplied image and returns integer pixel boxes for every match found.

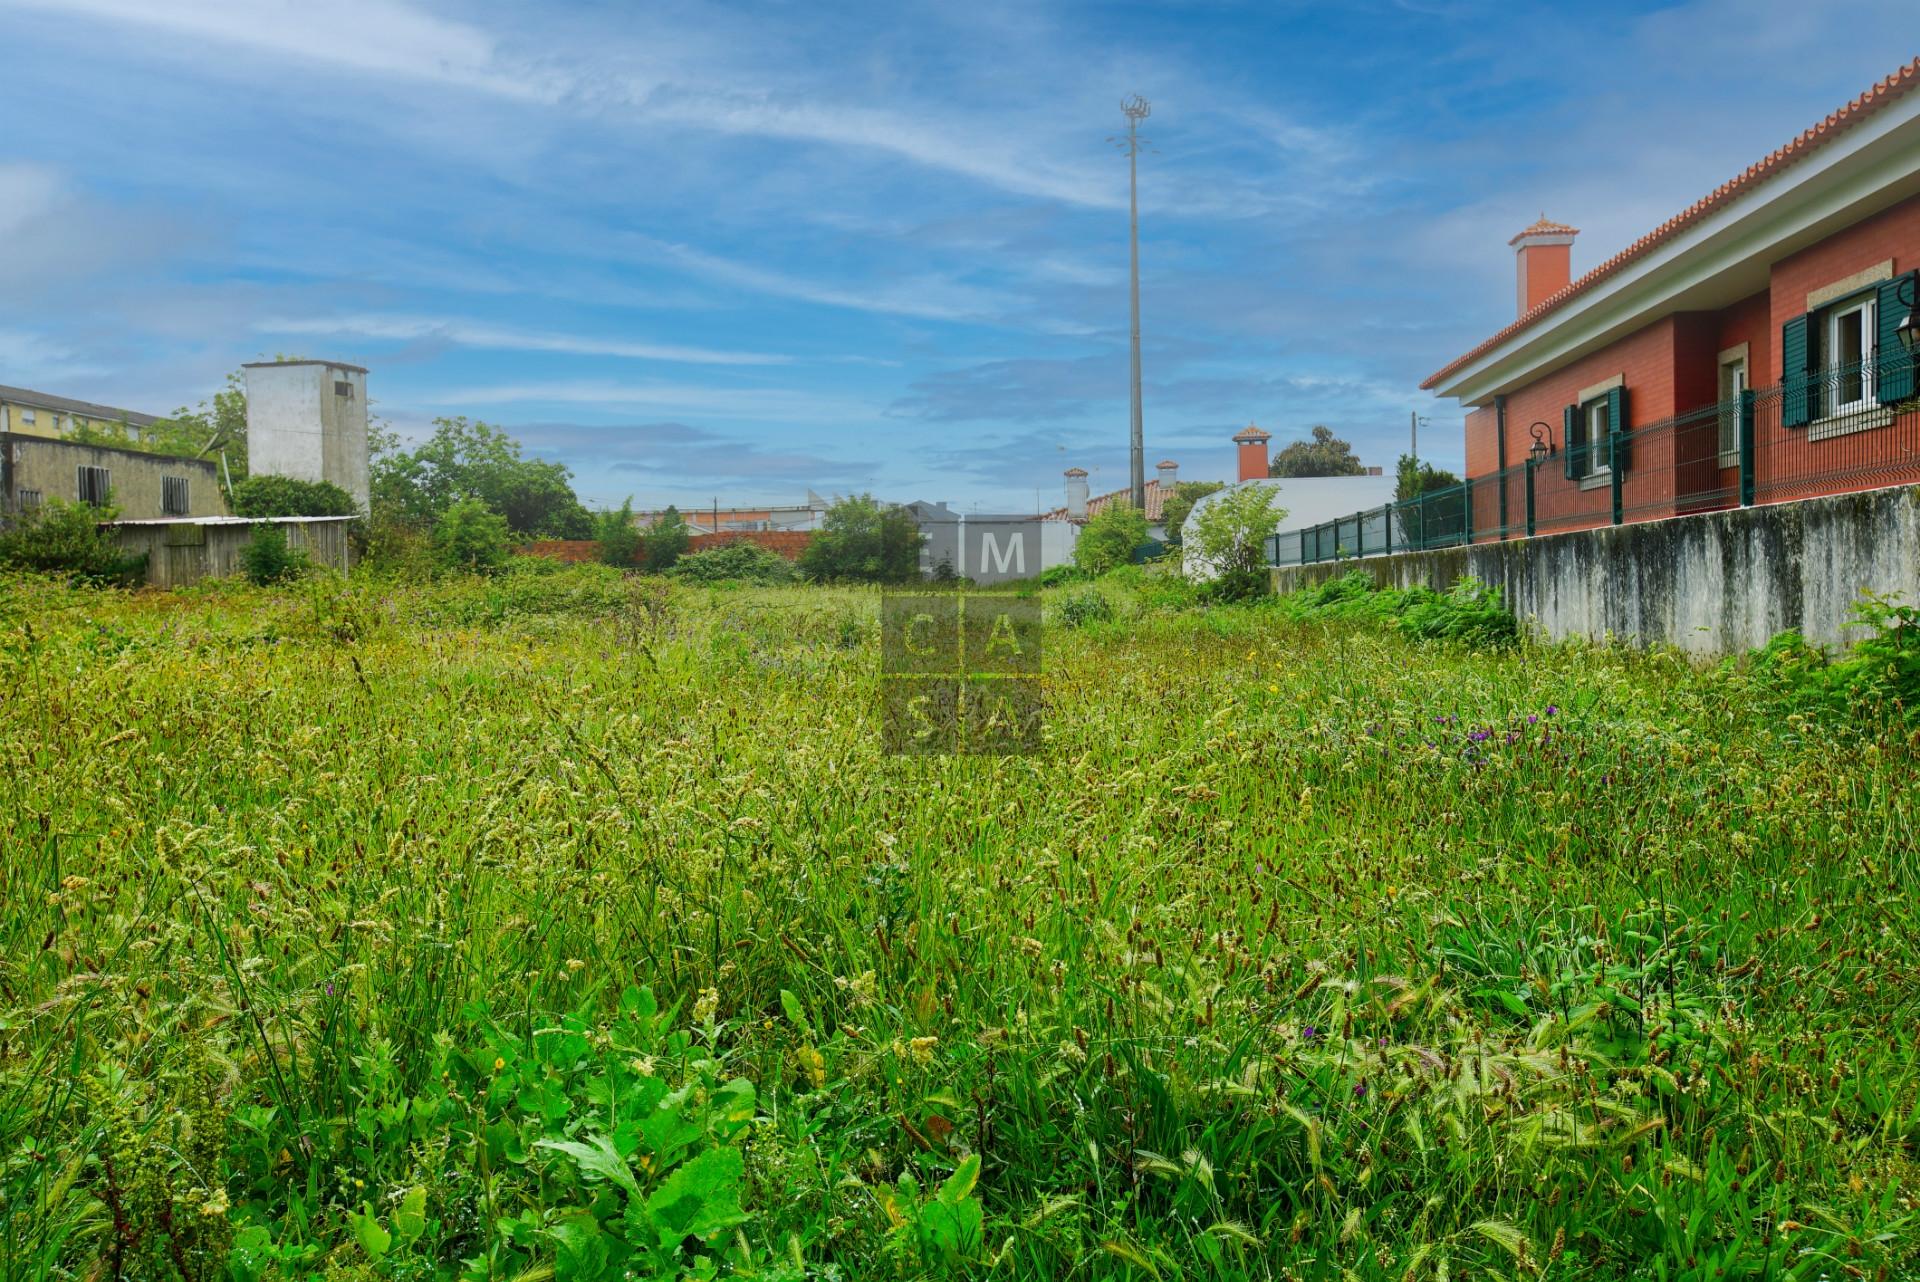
[1423,59,1920,539]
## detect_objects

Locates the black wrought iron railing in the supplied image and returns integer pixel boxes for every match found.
[1268,361,1920,568]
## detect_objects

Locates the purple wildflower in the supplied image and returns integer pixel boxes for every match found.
[1302,1025,1319,1041]
[326,983,335,996]
[1353,1082,1368,1098]
[1544,705,1558,717]
[1469,729,1491,743]
[1527,714,1539,725]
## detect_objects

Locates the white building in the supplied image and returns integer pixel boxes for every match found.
[244,359,370,512]
[1181,427,1396,579]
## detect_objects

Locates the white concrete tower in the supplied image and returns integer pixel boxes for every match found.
[244,359,370,512]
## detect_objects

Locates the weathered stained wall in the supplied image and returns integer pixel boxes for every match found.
[245,361,371,513]
[3,434,226,519]
[110,518,353,589]
[1270,484,1920,654]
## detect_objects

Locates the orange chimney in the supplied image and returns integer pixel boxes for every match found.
[1509,215,1579,317]
[1232,424,1271,481]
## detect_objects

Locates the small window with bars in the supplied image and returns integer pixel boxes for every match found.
[76,465,111,506]
[14,488,42,510]
[162,475,191,515]
[334,380,354,398]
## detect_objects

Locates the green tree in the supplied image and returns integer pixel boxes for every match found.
[796,494,923,583]
[1270,425,1366,478]
[432,497,513,574]
[1188,484,1286,582]
[1159,480,1225,546]
[231,475,358,518]
[143,368,252,476]
[595,499,643,567]
[642,506,691,573]
[372,417,591,537]
[1074,502,1149,577]
[1394,453,1462,502]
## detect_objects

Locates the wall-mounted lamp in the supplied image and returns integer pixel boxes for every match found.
[1527,420,1557,463]
[1896,272,1920,353]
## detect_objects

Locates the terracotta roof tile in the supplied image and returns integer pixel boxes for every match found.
[1423,58,1920,391]
[1041,477,1175,523]
[1509,215,1579,244]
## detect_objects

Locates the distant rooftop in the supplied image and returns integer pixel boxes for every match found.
[0,383,160,429]
[241,359,369,373]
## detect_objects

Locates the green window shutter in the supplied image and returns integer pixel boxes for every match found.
[1781,313,1812,427]
[1875,274,1916,404]
[1562,404,1582,480]
[1606,385,1631,471]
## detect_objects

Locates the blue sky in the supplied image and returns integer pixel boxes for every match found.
[1,1,1913,513]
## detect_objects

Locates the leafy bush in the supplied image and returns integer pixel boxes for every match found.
[1272,569,1517,648]
[796,494,922,583]
[1397,575,1519,646]
[670,541,798,585]
[1038,563,1089,587]
[230,474,358,518]
[0,498,144,583]
[642,505,691,572]
[1055,585,1114,628]
[1186,484,1285,583]
[594,498,642,567]
[356,512,434,580]
[1073,502,1148,576]
[432,497,513,574]
[1198,566,1270,604]
[239,523,309,586]
[1730,592,1920,721]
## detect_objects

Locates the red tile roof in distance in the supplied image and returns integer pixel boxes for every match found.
[1422,57,1920,391]
[1042,477,1174,523]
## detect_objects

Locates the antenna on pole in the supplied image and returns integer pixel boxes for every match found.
[1111,94,1152,512]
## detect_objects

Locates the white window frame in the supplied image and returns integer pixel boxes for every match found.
[1825,294,1875,415]
[1583,397,1611,480]
[19,409,35,425]
[1716,354,1747,467]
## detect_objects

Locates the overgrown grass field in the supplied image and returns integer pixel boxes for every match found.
[2,564,1916,1281]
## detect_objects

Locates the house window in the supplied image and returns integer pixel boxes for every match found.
[15,488,42,509]
[1717,355,1747,463]
[162,475,191,515]
[1822,294,1875,415]
[335,380,354,398]
[1584,397,1611,476]
[19,409,35,425]
[76,465,111,506]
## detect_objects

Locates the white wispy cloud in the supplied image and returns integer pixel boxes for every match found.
[636,237,1022,322]
[255,314,791,366]
[3,0,550,98]
[419,379,880,422]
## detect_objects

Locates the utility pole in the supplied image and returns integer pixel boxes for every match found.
[1115,95,1151,510]
[1410,410,1419,469]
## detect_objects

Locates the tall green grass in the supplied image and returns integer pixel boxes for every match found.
[1,565,1915,1280]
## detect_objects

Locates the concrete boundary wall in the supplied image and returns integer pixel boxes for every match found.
[1269,484,1920,655]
